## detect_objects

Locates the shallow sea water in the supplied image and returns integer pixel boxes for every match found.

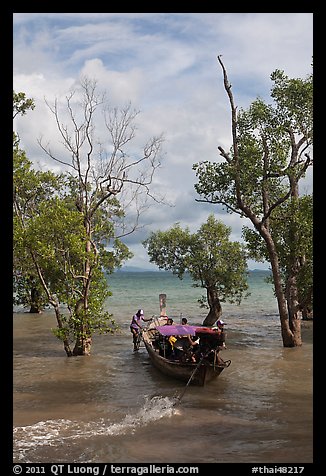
[13,271,313,464]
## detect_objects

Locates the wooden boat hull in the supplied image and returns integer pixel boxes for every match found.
[143,331,226,386]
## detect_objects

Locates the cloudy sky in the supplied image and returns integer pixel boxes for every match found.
[13,12,313,270]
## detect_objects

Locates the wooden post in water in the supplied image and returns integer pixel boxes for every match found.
[159,293,167,316]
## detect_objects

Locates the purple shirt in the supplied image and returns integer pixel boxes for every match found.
[130,314,143,330]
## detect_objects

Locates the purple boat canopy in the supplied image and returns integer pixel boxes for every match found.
[155,325,220,336]
[156,325,202,336]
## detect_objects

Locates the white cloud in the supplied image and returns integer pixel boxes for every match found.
[79,58,144,105]
[13,13,313,270]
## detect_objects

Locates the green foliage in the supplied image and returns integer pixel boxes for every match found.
[194,67,313,218]
[143,214,249,308]
[13,138,65,311]
[13,82,162,354]
[143,224,191,278]
[51,269,118,344]
[13,91,35,119]
[13,131,129,343]
[83,268,118,335]
[243,194,313,310]
[193,63,313,335]
[270,69,313,136]
[14,170,126,337]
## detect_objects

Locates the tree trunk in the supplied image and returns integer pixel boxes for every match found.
[53,305,73,357]
[301,305,313,320]
[73,335,92,356]
[216,56,307,349]
[202,287,222,326]
[299,284,313,320]
[29,286,42,313]
[29,250,74,355]
[72,221,94,356]
[285,271,302,346]
[283,168,302,346]
[72,298,92,356]
[264,230,301,347]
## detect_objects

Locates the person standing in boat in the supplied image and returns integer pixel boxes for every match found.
[216,319,227,348]
[130,309,151,351]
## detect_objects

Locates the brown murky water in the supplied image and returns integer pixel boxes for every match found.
[13,309,313,464]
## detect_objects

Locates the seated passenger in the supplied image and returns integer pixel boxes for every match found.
[159,318,175,357]
[168,335,179,360]
[165,317,174,325]
[184,335,201,362]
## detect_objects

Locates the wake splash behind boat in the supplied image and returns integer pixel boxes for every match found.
[13,395,179,462]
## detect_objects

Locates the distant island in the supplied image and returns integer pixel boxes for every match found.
[118,266,271,273]
[117,266,164,272]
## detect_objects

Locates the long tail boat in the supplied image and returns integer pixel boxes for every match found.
[141,294,231,386]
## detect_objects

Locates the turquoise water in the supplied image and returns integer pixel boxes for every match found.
[13,269,313,463]
[105,269,278,326]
